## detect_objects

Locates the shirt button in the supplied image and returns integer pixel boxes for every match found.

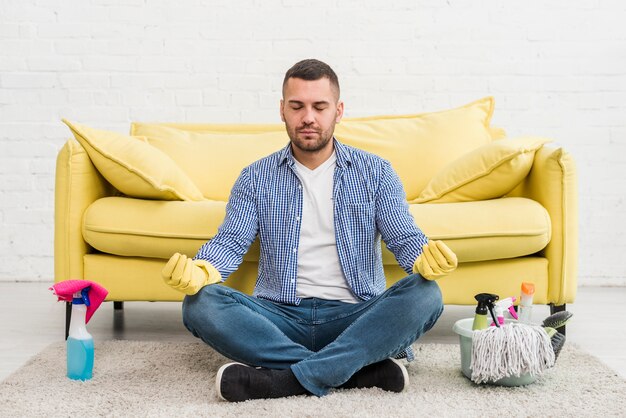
[291,279,295,284]
[293,248,297,253]
[298,185,302,189]
[296,216,300,221]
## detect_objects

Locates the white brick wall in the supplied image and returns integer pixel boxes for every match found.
[1,0,624,285]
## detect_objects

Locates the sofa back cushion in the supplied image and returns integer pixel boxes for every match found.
[336,97,499,200]
[62,120,205,201]
[414,137,552,203]
[132,97,501,201]
[130,125,289,201]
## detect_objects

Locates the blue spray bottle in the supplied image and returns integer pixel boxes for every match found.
[67,287,94,380]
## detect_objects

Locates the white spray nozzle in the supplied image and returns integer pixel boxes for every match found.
[495,297,516,309]
[495,297,519,321]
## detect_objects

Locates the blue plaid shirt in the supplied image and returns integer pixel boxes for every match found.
[195,139,428,305]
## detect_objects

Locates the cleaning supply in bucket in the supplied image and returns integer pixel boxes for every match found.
[542,310,573,360]
[542,310,573,330]
[470,323,555,384]
[491,297,518,326]
[472,293,500,330]
[543,326,566,360]
[518,282,535,324]
[50,280,108,381]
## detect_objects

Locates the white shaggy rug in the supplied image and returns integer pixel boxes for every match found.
[1,341,624,417]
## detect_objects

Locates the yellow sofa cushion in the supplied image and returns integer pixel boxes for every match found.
[334,97,498,200]
[62,120,204,201]
[132,97,501,201]
[83,196,549,264]
[129,124,289,201]
[402,197,551,263]
[82,197,226,259]
[414,137,551,203]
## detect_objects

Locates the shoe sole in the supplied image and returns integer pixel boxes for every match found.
[215,362,248,401]
[389,358,410,391]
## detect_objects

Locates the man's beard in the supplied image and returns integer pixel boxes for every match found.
[287,123,335,153]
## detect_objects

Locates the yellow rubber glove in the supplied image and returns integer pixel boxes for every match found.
[161,253,222,295]
[413,240,458,280]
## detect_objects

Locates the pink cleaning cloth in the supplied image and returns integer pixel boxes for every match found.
[50,280,108,324]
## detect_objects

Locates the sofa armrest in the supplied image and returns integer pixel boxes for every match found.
[509,146,578,305]
[55,138,115,283]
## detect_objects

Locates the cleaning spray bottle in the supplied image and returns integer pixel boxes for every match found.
[472,293,500,330]
[491,297,518,326]
[67,287,94,380]
[50,279,108,381]
[518,282,535,324]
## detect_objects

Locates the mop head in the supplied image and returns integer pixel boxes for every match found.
[470,323,555,384]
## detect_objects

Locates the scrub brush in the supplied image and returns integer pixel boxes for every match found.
[542,310,573,329]
[542,311,572,360]
[543,326,566,360]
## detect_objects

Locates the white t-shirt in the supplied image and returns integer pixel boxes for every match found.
[293,152,360,303]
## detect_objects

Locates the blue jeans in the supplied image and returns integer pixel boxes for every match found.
[182,274,443,397]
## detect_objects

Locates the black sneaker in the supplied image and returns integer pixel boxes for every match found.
[216,363,271,402]
[216,362,308,402]
[340,358,410,392]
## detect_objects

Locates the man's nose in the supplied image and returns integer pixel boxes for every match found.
[302,108,315,124]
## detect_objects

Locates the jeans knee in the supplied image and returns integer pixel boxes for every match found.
[182,284,223,333]
[423,278,443,310]
[404,275,443,323]
[181,295,199,334]
[419,279,444,329]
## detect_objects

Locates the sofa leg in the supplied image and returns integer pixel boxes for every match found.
[65,302,72,340]
[112,300,125,336]
[549,303,567,336]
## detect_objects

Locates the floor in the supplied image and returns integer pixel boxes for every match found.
[1,283,625,381]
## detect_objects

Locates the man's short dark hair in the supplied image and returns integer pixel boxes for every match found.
[282,59,340,100]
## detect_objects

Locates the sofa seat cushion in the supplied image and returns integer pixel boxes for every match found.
[84,196,550,265]
[83,197,227,259]
[399,197,551,263]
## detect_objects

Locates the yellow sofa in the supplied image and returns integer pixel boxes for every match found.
[54,97,578,322]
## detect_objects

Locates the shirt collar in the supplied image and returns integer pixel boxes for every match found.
[278,137,352,168]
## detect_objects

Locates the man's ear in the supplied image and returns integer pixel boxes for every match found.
[279,99,285,122]
[335,100,344,123]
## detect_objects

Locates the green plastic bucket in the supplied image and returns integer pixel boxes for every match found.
[452,318,538,386]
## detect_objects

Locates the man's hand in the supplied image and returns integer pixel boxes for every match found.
[161,253,222,295]
[413,240,458,280]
